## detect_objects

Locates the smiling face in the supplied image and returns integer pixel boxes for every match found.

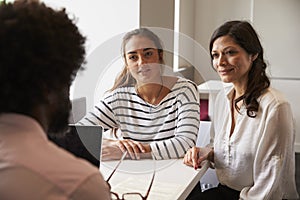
[211,35,256,90]
[124,35,162,85]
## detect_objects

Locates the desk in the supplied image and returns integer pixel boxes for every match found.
[100,158,209,200]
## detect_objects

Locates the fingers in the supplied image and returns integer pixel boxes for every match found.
[101,145,123,161]
[197,147,212,162]
[135,142,147,153]
[183,147,201,169]
[116,140,145,159]
[191,147,200,169]
[183,151,192,166]
[191,147,199,169]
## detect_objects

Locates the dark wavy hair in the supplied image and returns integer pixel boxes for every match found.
[109,28,164,91]
[209,20,270,118]
[0,0,86,114]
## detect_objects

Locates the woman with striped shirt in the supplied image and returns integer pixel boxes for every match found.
[79,28,200,160]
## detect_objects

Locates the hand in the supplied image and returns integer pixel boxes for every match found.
[101,140,124,161]
[115,139,150,159]
[183,147,213,169]
[102,138,151,160]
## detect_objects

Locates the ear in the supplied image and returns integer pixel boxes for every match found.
[251,53,258,62]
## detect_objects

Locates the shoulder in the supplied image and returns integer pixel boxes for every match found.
[103,86,135,100]
[259,87,290,108]
[47,142,109,192]
[47,141,99,174]
[53,147,110,199]
[216,84,234,102]
[176,76,197,87]
[172,76,198,91]
[6,139,106,197]
[70,173,110,199]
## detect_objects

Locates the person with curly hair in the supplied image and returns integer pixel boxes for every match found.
[184,20,299,200]
[0,1,110,199]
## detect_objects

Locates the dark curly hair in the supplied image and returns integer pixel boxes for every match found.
[0,0,86,115]
[209,20,270,118]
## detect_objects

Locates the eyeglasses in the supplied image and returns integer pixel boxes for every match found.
[105,151,156,200]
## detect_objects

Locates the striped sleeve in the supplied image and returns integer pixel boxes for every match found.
[150,80,200,159]
[77,94,118,129]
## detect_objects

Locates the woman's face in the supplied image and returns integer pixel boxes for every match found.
[211,35,256,88]
[124,35,162,85]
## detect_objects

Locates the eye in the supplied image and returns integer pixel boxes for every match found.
[128,55,138,61]
[211,53,219,59]
[144,51,153,58]
[225,50,237,55]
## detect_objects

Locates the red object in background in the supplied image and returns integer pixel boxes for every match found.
[200,99,210,121]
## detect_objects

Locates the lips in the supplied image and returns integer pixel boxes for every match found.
[218,68,234,75]
[138,68,151,74]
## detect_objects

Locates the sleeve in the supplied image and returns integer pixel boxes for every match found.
[150,81,200,159]
[77,93,118,130]
[239,102,298,200]
[70,172,111,200]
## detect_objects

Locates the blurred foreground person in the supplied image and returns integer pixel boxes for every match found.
[0,1,110,199]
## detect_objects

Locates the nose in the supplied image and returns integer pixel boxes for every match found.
[137,55,147,66]
[217,54,227,66]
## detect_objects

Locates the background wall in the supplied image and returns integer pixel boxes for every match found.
[252,0,300,151]
[140,0,175,71]
[42,0,140,112]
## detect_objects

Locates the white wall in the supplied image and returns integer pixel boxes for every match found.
[194,0,252,53]
[41,0,140,111]
[140,0,175,69]
[252,0,300,151]
[253,0,300,78]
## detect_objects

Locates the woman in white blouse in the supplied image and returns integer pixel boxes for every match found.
[184,20,299,200]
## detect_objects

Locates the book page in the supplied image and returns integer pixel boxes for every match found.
[111,177,185,200]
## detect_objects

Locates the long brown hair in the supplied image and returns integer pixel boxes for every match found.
[209,21,270,118]
[109,28,165,91]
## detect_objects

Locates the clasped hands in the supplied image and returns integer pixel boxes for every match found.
[101,138,151,160]
[183,146,214,169]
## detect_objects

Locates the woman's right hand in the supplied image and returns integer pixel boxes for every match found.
[183,147,213,169]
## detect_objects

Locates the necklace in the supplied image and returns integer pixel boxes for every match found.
[136,76,164,107]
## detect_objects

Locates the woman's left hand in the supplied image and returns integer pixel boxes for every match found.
[101,139,151,160]
[101,139,124,160]
[115,139,150,159]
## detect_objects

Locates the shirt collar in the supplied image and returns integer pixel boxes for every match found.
[225,85,235,101]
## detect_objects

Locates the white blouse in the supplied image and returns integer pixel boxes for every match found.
[210,86,299,200]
